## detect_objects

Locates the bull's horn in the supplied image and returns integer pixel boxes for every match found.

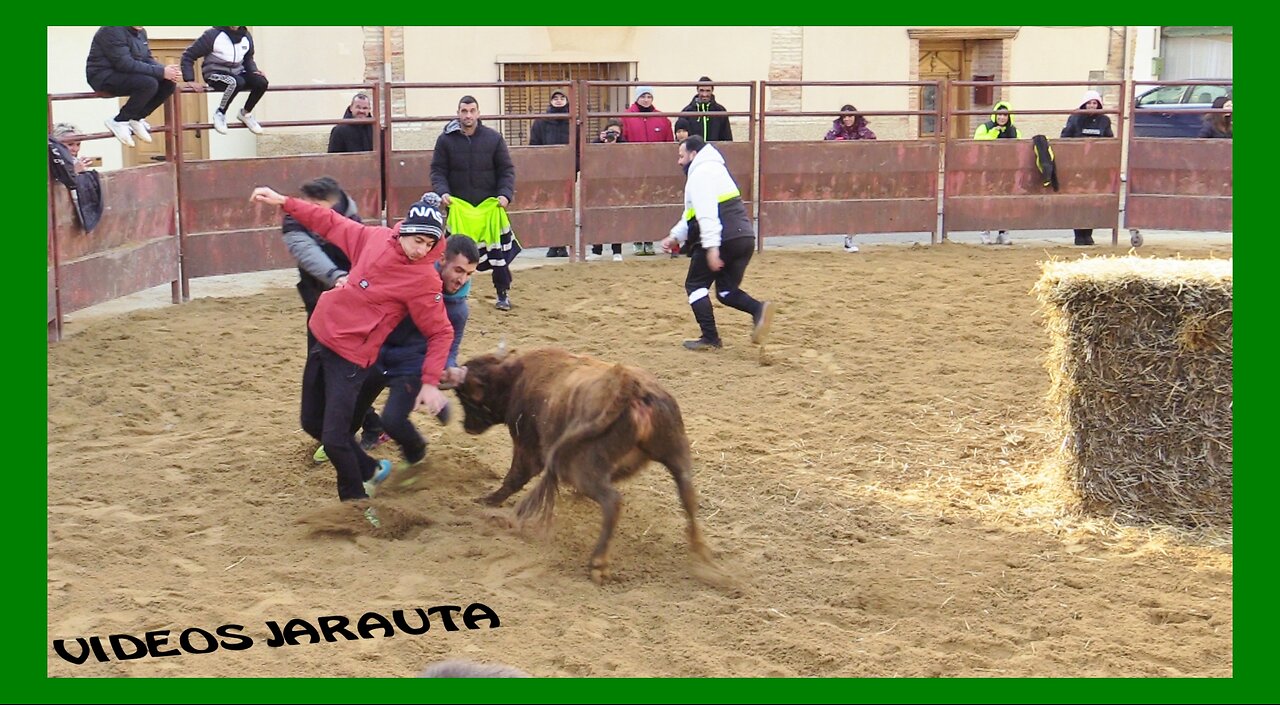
[495,338,509,359]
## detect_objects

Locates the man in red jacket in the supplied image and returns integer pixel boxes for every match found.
[250,186,454,511]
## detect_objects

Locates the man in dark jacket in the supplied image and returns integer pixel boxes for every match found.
[282,176,386,453]
[430,96,518,310]
[328,92,374,153]
[680,76,733,143]
[529,89,572,258]
[1059,90,1114,246]
[85,26,181,147]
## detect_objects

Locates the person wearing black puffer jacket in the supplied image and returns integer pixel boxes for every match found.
[1060,90,1114,246]
[85,26,181,147]
[680,76,733,143]
[530,89,572,257]
[430,95,518,311]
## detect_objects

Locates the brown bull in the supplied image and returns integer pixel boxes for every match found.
[452,347,713,584]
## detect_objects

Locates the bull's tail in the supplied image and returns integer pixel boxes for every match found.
[515,466,559,527]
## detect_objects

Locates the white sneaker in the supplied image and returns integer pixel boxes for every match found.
[980,231,993,245]
[585,253,601,262]
[238,110,264,135]
[995,231,1011,245]
[127,119,153,143]
[842,235,859,253]
[612,253,624,262]
[104,118,135,147]
[212,111,228,134]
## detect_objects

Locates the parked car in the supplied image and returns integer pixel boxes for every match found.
[1133,81,1232,137]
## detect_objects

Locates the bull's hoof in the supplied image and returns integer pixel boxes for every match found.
[475,493,506,507]
[589,559,610,585]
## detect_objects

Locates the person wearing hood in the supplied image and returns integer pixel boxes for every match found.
[1060,90,1114,246]
[1199,96,1232,139]
[622,86,673,256]
[430,95,518,311]
[658,136,775,352]
[680,76,733,143]
[974,101,1017,245]
[328,92,374,153]
[181,26,269,136]
[974,101,1018,140]
[250,186,454,517]
[530,89,573,257]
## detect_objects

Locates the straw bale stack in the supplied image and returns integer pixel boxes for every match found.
[1034,256,1233,526]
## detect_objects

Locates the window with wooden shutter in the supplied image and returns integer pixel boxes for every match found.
[498,62,634,145]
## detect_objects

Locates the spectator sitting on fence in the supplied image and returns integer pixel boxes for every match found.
[530,89,572,258]
[1059,90,1115,247]
[328,92,374,153]
[622,86,673,256]
[973,101,1018,246]
[85,26,181,148]
[181,26,269,136]
[587,120,626,262]
[681,76,733,142]
[52,123,95,175]
[1199,96,1232,139]
[823,104,878,253]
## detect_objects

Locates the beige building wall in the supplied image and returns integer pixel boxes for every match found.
[48,25,1122,170]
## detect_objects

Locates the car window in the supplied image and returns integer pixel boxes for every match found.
[1190,85,1231,105]
[1137,86,1188,106]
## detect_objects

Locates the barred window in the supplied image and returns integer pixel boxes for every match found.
[499,62,635,146]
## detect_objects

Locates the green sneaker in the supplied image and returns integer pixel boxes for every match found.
[313,445,329,464]
[363,507,382,529]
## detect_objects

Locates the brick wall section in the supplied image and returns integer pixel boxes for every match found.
[768,27,803,112]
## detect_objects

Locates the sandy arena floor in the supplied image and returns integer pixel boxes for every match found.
[47,241,1233,677]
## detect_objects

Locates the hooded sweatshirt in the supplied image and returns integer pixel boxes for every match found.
[281,197,454,386]
[181,26,259,82]
[974,101,1019,140]
[1060,90,1114,138]
[668,143,753,251]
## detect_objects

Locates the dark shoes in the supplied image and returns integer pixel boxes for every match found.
[683,337,722,351]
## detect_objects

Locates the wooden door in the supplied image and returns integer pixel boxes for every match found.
[122,39,208,166]
[918,41,969,140]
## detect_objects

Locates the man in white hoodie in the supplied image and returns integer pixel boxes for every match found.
[659,136,775,351]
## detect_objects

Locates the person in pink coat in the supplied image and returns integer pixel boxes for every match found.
[621,85,674,254]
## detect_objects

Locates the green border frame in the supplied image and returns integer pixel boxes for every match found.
[30,17,1255,703]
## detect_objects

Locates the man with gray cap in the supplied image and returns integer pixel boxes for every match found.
[250,186,454,516]
[622,85,674,255]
